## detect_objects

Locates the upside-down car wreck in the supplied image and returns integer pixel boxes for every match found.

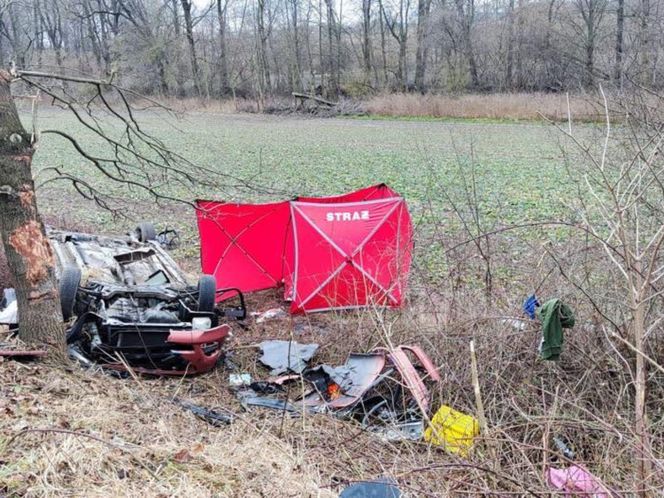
[1,224,245,374]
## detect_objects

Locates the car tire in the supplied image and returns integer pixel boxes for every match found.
[135,222,156,242]
[59,265,81,321]
[197,275,217,312]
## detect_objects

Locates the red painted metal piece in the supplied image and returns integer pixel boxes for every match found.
[400,345,442,382]
[166,324,231,374]
[372,345,441,415]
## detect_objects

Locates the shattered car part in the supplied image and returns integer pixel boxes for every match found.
[229,373,252,388]
[258,340,319,375]
[368,420,424,442]
[339,478,401,498]
[176,399,233,426]
[0,288,17,327]
[374,345,441,414]
[254,307,288,324]
[302,353,387,410]
[46,225,246,375]
[237,390,301,414]
[249,381,285,395]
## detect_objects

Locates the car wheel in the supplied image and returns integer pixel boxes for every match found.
[59,265,81,321]
[197,275,217,312]
[135,222,156,242]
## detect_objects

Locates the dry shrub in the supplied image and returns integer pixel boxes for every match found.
[364,92,605,122]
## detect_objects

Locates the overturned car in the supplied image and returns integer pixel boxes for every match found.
[47,224,244,375]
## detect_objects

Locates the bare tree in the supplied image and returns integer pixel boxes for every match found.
[180,0,203,97]
[217,0,231,95]
[361,0,373,85]
[381,0,410,90]
[414,0,432,91]
[572,0,608,87]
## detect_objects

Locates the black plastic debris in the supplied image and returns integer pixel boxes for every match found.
[175,400,233,426]
[250,381,286,395]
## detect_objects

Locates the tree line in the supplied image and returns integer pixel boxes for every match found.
[0,0,662,99]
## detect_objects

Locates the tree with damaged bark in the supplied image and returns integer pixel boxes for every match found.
[0,68,243,356]
[0,71,64,356]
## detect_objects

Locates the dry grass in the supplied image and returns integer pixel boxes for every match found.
[3,257,661,496]
[129,92,609,122]
[363,92,605,122]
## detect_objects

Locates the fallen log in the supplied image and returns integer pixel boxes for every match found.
[292,92,337,107]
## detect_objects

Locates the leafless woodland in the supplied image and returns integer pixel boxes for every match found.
[1,0,662,100]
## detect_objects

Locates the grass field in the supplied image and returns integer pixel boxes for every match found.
[30,108,592,272]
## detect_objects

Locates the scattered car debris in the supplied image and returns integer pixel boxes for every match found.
[424,404,479,456]
[237,391,301,414]
[41,224,246,375]
[249,381,285,395]
[339,477,401,498]
[553,436,576,460]
[229,373,252,387]
[302,353,386,410]
[0,288,17,329]
[258,340,319,375]
[247,342,442,441]
[368,420,424,442]
[253,307,288,324]
[175,399,234,426]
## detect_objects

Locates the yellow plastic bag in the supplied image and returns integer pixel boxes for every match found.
[424,405,479,456]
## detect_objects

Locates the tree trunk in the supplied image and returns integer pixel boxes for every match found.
[455,0,479,88]
[361,0,373,85]
[289,0,302,91]
[181,0,203,97]
[0,71,65,356]
[614,0,624,86]
[325,0,338,97]
[217,0,230,95]
[639,0,650,85]
[414,0,431,92]
[585,20,595,87]
[378,0,389,86]
[256,0,270,103]
[505,0,515,89]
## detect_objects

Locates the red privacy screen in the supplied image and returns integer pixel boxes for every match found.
[196,184,413,313]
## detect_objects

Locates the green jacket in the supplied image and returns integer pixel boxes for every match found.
[537,299,575,361]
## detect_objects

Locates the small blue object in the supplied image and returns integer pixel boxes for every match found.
[523,294,540,320]
[340,478,401,498]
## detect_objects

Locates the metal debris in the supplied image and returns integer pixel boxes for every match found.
[258,340,319,375]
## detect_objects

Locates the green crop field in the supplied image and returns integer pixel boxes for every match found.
[29,109,594,268]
